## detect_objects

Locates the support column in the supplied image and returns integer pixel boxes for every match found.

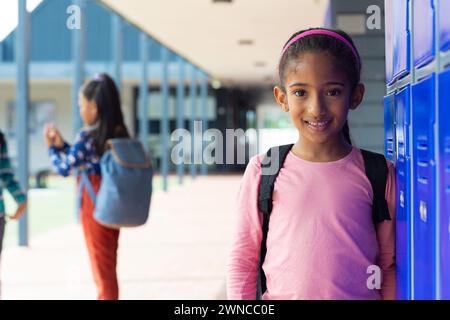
[160,47,169,191]
[200,71,209,176]
[111,13,123,92]
[139,32,149,152]
[176,56,185,184]
[72,0,85,135]
[189,64,197,179]
[16,0,30,247]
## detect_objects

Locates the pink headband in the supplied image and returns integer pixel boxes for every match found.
[281,29,360,66]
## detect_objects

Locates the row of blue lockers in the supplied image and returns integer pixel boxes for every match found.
[384,0,450,299]
[384,69,450,299]
[385,0,450,84]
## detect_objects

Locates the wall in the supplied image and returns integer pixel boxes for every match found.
[329,0,386,154]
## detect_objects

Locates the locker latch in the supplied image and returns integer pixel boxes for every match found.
[419,201,427,223]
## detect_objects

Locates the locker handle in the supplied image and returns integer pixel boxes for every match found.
[400,191,405,208]
[419,201,427,223]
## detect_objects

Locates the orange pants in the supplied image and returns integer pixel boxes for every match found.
[78,174,120,300]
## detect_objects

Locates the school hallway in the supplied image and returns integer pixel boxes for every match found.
[0,175,241,300]
[1,0,450,301]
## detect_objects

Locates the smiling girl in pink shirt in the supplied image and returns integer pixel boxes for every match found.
[227,28,396,300]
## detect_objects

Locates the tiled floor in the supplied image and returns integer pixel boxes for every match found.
[0,175,242,300]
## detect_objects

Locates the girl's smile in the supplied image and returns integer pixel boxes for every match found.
[303,119,333,133]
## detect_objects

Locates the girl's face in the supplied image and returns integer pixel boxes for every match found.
[274,51,364,146]
[79,92,98,126]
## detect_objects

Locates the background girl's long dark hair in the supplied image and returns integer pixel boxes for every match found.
[82,73,129,155]
[278,28,361,145]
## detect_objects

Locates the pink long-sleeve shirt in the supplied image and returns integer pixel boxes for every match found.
[227,147,396,300]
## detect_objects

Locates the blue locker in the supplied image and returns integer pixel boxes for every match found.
[413,0,435,67]
[384,93,396,162]
[412,74,437,299]
[395,86,412,300]
[394,0,411,80]
[385,0,411,84]
[440,0,450,52]
[439,68,450,299]
[385,0,394,84]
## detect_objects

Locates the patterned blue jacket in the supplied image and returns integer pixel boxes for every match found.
[49,129,101,177]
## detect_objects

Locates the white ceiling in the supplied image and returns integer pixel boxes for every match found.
[100,0,329,86]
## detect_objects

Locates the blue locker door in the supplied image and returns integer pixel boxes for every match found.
[440,0,450,52]
[384,94,396,161]
[395,86,412,300]
[439,69,450,299]
[412,74,437,299]
[413,0,435,67]
[385,0,394,84]
[385,0,410,84]
[395,0,411,81]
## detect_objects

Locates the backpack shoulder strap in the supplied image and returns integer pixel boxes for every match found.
[256,143,293,299]
[258,144,294,215]
[76,170,97,214]
[360,149,392,224]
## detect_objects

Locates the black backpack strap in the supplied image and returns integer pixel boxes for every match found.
[360,149,392,224]
[0,131,4,148]
[256,144,293,299]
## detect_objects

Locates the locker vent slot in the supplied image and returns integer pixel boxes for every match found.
[417,143,428,151]
[418,176,428,185]
[418,161,429,168]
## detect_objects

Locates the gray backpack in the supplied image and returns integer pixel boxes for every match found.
[78,138,153,229]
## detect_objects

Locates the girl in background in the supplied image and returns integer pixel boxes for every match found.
[0,130,27,298]
[44,73,129,300]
